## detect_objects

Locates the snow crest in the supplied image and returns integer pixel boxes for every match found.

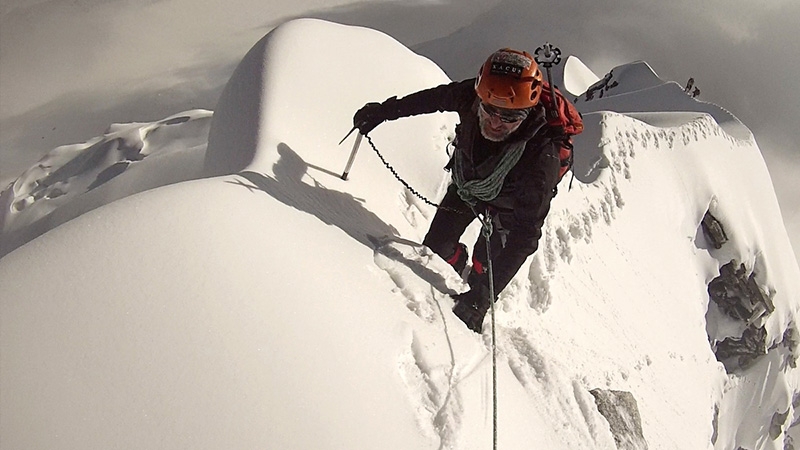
[1,18,799,450]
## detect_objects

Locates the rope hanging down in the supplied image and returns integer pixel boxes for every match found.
[364,133,500,450]
[472,206,499,450]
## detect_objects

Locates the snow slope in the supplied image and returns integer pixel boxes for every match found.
[2,19,799,450]
[0,110,213,256]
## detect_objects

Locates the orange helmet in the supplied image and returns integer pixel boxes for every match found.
[475,48,543,109]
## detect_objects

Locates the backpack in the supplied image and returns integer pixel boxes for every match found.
[540,81,583,184]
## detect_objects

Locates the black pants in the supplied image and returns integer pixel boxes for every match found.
[422,183,545,293]
[422,185,507,275]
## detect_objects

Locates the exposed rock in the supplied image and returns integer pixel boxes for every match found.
[707,260,780,372]
[715,325,768,372]
[711,404,719,444]
[772,409,791,440]
[785,421,799,450]
[701,210,728,249]
[786,398,800,449]
[583,70,619,101]
[590,389,648,450]
[776,327,800,370]
[708,260,774,325]
[791,393,800,426]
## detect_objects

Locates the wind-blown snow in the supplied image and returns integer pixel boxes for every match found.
[2,18,799,450]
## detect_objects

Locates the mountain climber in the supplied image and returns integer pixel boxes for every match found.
[353,48,567,333]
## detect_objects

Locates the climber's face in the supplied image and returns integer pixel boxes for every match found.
[477,102,527,142]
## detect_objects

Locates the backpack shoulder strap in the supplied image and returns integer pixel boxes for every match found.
[540,81,584,136]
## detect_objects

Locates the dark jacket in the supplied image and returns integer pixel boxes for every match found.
[373,79,562,292]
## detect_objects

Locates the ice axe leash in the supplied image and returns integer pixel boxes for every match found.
[338,129,450,211]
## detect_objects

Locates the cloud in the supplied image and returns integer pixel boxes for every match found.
[0,0,354,120]
[0,0,358,182]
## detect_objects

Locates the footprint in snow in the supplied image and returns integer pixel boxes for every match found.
[369,235,466,322]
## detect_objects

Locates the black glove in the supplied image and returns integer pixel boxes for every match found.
[453,281,491,333]
[353,102,385,135]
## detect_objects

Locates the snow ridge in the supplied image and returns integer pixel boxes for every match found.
[1,18,799,450]
[0,110,212,257]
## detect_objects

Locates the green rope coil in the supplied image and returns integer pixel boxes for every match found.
[452,141,527,205]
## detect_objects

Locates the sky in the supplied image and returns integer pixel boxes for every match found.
[1,0,797,264]
[2,17,799,449]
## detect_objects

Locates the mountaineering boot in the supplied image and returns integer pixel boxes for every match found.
[453,271,491,333]
[453,283,490,333]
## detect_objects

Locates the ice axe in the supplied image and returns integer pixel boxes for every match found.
[338,126,363,180]
[534,42,562,120]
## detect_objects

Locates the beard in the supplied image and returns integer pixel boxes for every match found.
[478,114,520,142]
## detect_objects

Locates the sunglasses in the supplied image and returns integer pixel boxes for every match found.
[479,103,530,123]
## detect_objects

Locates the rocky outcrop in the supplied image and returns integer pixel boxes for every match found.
[714,325,768,372]
[701,211,728,249]
[708,260,774,325]
[590,389,649,450]
[783,394,800,449]
[708,260,777,372]
[701,208,800,448]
